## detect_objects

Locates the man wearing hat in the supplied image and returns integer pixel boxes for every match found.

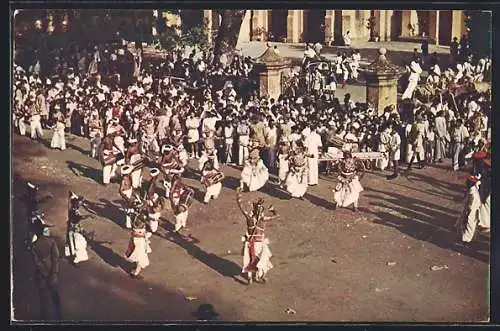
[125,138,143,189]
[29,222,63,320]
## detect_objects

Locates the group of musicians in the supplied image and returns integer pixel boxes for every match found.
[92,109,362,281]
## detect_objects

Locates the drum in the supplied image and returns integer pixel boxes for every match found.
[102,150,117,165]
[178,188,194,210]
[203,171,225,186]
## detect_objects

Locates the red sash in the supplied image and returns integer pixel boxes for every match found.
[244,235,263,272]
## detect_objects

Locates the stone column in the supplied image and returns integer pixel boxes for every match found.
[254,47,292,100]
[287,10,300,43]
[298,10,305,42]
[384,10,393,41]
[324,10,335,45]
[252,10,269,41]
[333,10,343,45]
[451,10,465,40]
[428,11,438,44]
[203,10,213,44]
[401,10,418,37]
[363,48,403,116]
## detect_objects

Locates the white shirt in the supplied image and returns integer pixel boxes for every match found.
[305,131,323,157]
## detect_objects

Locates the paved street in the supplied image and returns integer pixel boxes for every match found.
[238,40,452,68]
[12,131,489,322]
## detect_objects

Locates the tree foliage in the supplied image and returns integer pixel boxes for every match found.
[213,10,246,66]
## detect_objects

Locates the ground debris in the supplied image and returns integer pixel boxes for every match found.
[361,235,368,239]
[185,296,198,301]
[387,262,397,266]
[375,287,389,292]
[331,259,337,263]
[430,265,449,271]
[285,308,296,315]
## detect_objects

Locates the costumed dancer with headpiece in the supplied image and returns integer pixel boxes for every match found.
[99,131,120,185]
[125,137,143,189]
[239,141,269,192]
[65,191,92,265]
[201,157,224,204]
[169,174,194,233]
[160,144,185,198]
[50,109,67,151]
[119,165,139,229]
[332,150,363,212]
[277,137,291,188]
[198,137,219,172]
[285,140,309,198]
[236,187,278,285]
[125,215,152,279]
[145,168,164,233]
[171,125,189,168]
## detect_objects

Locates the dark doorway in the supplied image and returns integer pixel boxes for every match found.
[438,10,452,46]
[180,10,204,33]
[391,10,403,40]
[304,9,326,43]
[416,10,430,37]
[268,10,288,42]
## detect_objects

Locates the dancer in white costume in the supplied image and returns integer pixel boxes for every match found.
[333,150,363,212]
[201,158,224,204]
[236,188,278,284]
[240,145,269,192]
[277,137,291,188]
[285,141,309,198]
[125,216,152,279]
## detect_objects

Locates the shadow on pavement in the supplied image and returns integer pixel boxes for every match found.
[66,160,102,185]
[83,198,126,229]
[161,232,244,283]
[361,186,490,263]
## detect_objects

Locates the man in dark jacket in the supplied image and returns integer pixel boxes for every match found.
[29,224,63,320]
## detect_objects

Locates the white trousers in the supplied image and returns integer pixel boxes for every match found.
[204,182,222,203]
[30,117,43,139]
[402,79,418,100]
[131,169,142,189]
[307,156,319,185]
[103,164,117,185]
[19,119,26,136]
[174,211,188,231]
[238,136,249,165]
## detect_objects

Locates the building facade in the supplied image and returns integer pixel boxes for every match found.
[197,10,467,46]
